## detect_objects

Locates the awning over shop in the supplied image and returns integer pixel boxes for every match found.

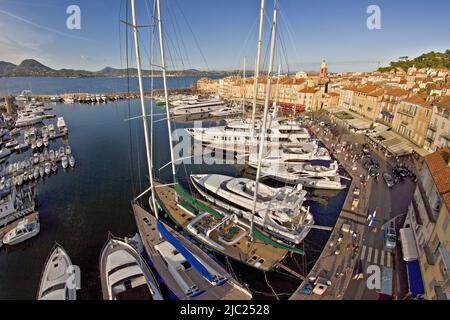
[347,118,372,130]
[399,228,418,262]
[406,260,425,296]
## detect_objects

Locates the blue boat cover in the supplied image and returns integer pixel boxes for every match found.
[157,220,216,284]
[406,260,425,295]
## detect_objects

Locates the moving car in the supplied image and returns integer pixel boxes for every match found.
[384,224,397,251]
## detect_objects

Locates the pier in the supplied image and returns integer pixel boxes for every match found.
[290,116,371,300]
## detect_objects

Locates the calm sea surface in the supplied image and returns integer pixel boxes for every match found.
[0,77,347,300]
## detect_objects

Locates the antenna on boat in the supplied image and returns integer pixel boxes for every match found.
[130,0,158,216]
[250,0,265,138]
[250,0,278,241]
[156,0,178,199]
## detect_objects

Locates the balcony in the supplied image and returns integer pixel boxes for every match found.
[441,133,450,141]
[429,124,437,132]
[398,109,416,117]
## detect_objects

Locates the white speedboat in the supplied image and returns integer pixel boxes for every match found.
[48,124,56,137]
[37,244,79,300]
[65,145,72,155]
[43,137,49,147]
[61,156,69,169]
[69,155,75,168]
[2,218,40,246]
[44,162,51,175]
[190,174,314,244]
[100,237,163,300]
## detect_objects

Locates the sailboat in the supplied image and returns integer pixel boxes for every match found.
[128,0,252,300]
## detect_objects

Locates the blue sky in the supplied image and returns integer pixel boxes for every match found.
[0,0,449,72]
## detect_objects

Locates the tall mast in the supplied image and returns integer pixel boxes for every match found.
[250,0,278,240]
[131,0,158,216]
[156,0,177,185]
[242,57,246,114]
[250,0,265,136]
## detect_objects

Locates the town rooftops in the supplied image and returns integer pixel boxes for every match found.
[434,96,450,110]
[353,85,380,94]
[298,87,319,94]
[424,147,450,210]
[403,95,432,108]
[385,88,409,97]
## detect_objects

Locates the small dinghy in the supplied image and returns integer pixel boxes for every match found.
[99,236,163,300]
[2,218,40,246]
[37,244,79,300]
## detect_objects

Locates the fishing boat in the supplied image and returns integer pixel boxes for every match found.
[2,218,40,246]
[48,124,56,137]
[37,244,79,300]
[99,236,163,300]
[65,145,72,155]
[190,174,314,244]
[59,146,65,157]
[61,156,69,169]
[64,96,76,104]
[69,155,75,168]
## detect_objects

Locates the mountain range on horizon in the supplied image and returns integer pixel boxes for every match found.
[0,59,231,78]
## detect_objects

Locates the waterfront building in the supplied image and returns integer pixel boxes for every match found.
[392,95,433,148]
[425,96,450,152]
[350,85,384,121]
[378,88,409,127]
[297,87,319,111]
[403,148,450,300]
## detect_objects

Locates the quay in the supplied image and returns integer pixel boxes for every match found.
[10,88,195,104]
[290,114,371,300]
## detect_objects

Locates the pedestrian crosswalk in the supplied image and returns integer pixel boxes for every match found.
[359,245,392,268]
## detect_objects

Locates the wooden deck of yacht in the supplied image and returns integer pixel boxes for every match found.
[154,184,287,271]
[0,211,39,238]
[133,203,252,300]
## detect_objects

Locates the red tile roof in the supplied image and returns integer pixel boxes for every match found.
[424,148,450,210]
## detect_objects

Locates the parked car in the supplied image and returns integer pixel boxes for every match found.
[384,224,397,251]
[383,172,395,188]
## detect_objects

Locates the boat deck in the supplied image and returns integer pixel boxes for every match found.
[133,203,252,300]
[154,184,287,271]
[0,211,39,239]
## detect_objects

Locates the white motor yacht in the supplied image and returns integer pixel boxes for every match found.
[37,244,79,300]
[99,237,163,300]
[2,218,40,246]
[190,174,314,244]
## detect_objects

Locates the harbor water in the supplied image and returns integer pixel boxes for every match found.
[0,77,348,299]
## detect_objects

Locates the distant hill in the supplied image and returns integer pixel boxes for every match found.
[0,61,16,73]
[378,50,450,72]
[0,59,231,78]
